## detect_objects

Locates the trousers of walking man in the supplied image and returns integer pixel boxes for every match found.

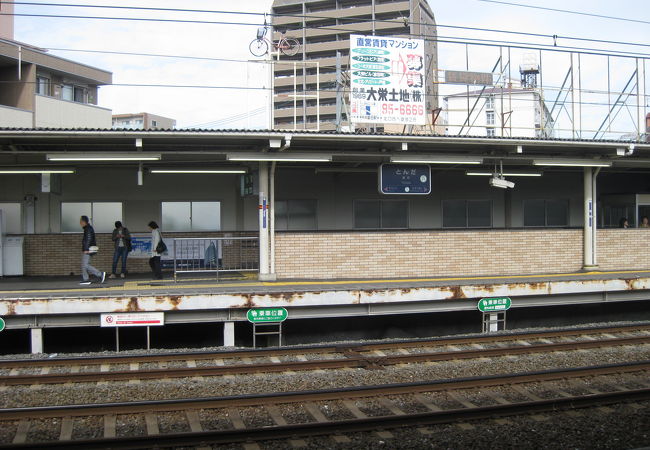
[80,215,106,286]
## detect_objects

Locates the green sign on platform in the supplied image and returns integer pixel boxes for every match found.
[0,317,5,332]
[247,308,288,323]
[478,297,512,313]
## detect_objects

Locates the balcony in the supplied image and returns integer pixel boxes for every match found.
[0,104,33,127]
[34,95,112,129]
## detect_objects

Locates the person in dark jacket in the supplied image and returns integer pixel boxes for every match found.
[80,215,105,285]
[109,221,131,278]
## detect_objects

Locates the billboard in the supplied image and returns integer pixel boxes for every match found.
[350,35,426,125]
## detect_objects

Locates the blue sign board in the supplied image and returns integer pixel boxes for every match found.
[379,164,431,195]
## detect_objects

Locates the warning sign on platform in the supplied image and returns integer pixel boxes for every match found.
[350,34,426,125]
[100,312,165,327]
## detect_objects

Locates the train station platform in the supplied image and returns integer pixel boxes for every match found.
[1,269,649,323]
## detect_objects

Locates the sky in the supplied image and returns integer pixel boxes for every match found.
[12,0,650,135]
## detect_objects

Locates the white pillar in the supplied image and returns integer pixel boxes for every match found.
[30,328,43,354]
[258,162,273,280]
[583,167,596,269]
[570,53,582,139]
[223,321,235,347]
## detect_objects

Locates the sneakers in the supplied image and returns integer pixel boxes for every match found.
[79,281,91,285]
[108,274,116,279]
[120,273,126,279]
[100,272,106,284]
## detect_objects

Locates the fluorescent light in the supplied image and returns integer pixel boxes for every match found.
[228,153,331,162]
[150,169,247,174]
[47,153,161,161]
[0,168,75,174]
[466,171,542,177]
[391,156,482,165]
[533,159,611,167]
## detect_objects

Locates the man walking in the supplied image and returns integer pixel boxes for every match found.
[80,215,105,286]
[109,220,131,278]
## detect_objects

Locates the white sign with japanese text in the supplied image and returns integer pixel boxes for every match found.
[350,34,426,125]
[100,312,165,327]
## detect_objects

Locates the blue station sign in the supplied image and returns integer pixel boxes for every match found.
[379,164,431,195]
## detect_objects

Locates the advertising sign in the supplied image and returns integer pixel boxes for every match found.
[379,164,431,195]
[128,234,153,259]
[100,312,165,327]
[350,34,426,125]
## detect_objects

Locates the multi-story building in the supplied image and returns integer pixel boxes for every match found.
[112,112,176,130]
[444,85,554,138]
[0,1,112,128]
[270,0,437,131]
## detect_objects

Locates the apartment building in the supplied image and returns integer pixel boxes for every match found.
[112,112,176,130]
[0,4,112,129]
[270,0,438,131]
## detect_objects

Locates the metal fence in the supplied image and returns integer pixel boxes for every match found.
[172,237,259,282]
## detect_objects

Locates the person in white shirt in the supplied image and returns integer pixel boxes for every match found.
[148,221,164,280]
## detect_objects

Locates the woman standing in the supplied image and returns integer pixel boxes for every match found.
[148,221,163,280]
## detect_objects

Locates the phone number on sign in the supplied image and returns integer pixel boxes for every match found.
[381,103,425,116]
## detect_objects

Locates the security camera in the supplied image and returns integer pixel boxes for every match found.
[489,177,515,189]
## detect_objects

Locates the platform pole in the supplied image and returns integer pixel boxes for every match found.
[583,167,598,270]
[223,321,235,347]
[258,162,272,280]
[30,328,43,354]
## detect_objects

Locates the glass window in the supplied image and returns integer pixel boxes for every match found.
[73,86,85,103]
[524,199,568,227]
[275,201,289,230]
[162,202,191,232]
[354,200,381,229]
[36,77,50,96]
[486,111,495,125]
[0,203,22,234]
[162,201,221,231]
[354,200,408,229]
[61,85,73,101]
[287,200,317,230]
[190,201,221,231]
[486,127,495,137]
[61,202,122,233]
[485,96,494,109]
[443,200,492,228]
[442,200,466,228]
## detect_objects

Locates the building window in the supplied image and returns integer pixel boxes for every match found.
[486,110,495,125]
[151,120,158,127]
[275,200,317,230]
[36,76,50,96]
[354,200,408,229]
[73,86,86,103]
[485,95,494,110]
[61,84,74,101]
[61,202,123,233]
[486,127,495,137]
[162,201,221,232]
[0,203,22,234]
[523,199,569,227]
[442,200,492,228]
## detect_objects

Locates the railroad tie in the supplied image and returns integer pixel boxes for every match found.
[550,388,583,416]
[59,416,73,441]
[510,386,548,421]
[12,420,29,444]
[185,409,203,432]
[265,404,310,447]
[144,412,160,435]
[414,394,442,412]
[342,400,367,419]
[303,402,350,443]
[103,414,116,438]
[128,363,141,385]
[447,392,477,430]
[214,358,235,380]
[226,408,247,430]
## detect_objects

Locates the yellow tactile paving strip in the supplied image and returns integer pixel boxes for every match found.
[1,270,649,296]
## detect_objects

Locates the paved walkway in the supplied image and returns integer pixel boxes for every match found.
[1,269,649,300]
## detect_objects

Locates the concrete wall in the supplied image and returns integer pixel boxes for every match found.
[0,104,32,127]
[0,1,15,40]
[275,229,584,279]
[34,95,112,129]
[0,63,35,111]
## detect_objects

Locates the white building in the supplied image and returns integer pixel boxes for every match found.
[444,85,554,138]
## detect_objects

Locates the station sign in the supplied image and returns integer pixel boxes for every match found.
[379,164,431,195]
[247,308,288,323]
[0,317,5,332]
[478,297,512,312]
[100,312,165,327]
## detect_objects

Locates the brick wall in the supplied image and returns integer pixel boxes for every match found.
[20,232,257,277]
[275,229,585,279]
[597,229,650,271]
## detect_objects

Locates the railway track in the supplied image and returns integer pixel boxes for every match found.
[0,360,648,449]
[1,323,649,386]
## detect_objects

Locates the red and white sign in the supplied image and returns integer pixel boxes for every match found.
[100,312,165,327]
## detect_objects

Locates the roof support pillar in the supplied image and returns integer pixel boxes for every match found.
[583,167,599,270]
[258,162,275,281]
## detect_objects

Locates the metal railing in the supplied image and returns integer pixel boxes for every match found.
[172,237,259,282]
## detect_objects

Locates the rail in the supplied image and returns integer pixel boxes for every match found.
[172,236,259,282]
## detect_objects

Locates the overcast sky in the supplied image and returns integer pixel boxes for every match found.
[13,0,649,135]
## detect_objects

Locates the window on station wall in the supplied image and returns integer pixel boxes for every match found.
[162,201,221,232]
[61,202,123,233]
[36,76,50,96]
[523,199,569,227]
[354,200,408,229]
[275,200,317,230]
[442,200,492,228]
[0,203,22,234]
